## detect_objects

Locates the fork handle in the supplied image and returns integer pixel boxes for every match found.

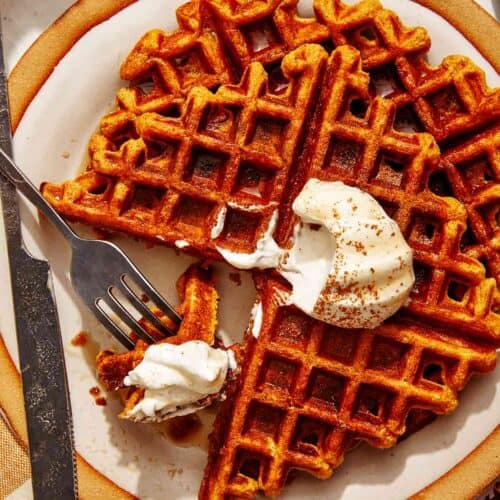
[0,148,79,244]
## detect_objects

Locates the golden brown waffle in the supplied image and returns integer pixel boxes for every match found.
[42,0,499,278]
[118,0,429,102]
[201,273,497,498]
[96,263,220,419]
[197,45,499,499]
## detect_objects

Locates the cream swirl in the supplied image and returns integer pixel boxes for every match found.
[279,179,415,329]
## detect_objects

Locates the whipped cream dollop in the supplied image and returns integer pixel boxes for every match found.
[279,179,415,329]
[123,341,231,422]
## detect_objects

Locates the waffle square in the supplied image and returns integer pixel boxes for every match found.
[200,273,497,498]
[113,0,499,278]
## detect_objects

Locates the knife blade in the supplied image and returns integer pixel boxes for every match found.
[0,18,77,500]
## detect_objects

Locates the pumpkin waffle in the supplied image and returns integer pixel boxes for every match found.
[96,263,222,422]
[197,45,499,498]
[37,0,500,495]
[201,274,498,498]
[42,0,499,279]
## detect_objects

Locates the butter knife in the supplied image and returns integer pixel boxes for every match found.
[0,18,77,500]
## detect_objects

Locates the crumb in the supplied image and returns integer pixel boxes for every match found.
[71,331,88,346]
[62,151,70,159]
[140,293,149,303]
[96,397,107,406]
[89,386,100,396]
[229,272,242,286]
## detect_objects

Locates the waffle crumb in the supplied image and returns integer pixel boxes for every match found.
[71,331,88,346]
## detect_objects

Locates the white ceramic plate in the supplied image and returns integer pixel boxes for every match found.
[0,1,498,498]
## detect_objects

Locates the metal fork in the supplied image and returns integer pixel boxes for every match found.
[0,148,181,350]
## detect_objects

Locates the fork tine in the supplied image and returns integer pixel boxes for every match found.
[118,278,177,337]
[92,300,135,350]
[106,290,159,345]
[123,269,182,325]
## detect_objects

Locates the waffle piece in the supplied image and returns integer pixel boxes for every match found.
[119,0,429,100]
[201,274,497,498]
[43,0,499,278]
[96,263,220,420]
[43,44,326,259]
[198,46,499,499]
[289,53,499,345]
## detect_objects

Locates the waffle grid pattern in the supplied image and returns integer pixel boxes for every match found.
[43,0,499,281]
[301,53,499,342]
[44,45,326,256]
[115,0,499,278]
[198,45,499,499]
[39,1,500,497]
[202,275,496,498]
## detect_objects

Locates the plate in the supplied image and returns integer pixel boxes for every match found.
[0,1,498,498]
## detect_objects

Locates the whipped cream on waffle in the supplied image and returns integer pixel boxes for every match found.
[279,179,414,329]
[250,301,264,338]
[123,341,230,421]
[216,210,282,269]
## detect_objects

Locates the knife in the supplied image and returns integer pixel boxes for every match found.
[0,18,77,500]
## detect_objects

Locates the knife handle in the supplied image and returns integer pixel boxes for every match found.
[13,250,78,500]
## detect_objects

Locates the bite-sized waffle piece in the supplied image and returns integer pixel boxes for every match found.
[96,263,220,420]
[43,44,326,259]
[198,46,499,499]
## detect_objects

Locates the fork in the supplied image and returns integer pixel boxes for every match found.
[0,148,181,350]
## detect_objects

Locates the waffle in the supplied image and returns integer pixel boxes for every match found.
[201,274,498,498]
[197,45,499,498]
[42,0,499,279]
[96,263,221,421]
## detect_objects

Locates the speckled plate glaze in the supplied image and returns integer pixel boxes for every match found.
[0,1,498,498]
